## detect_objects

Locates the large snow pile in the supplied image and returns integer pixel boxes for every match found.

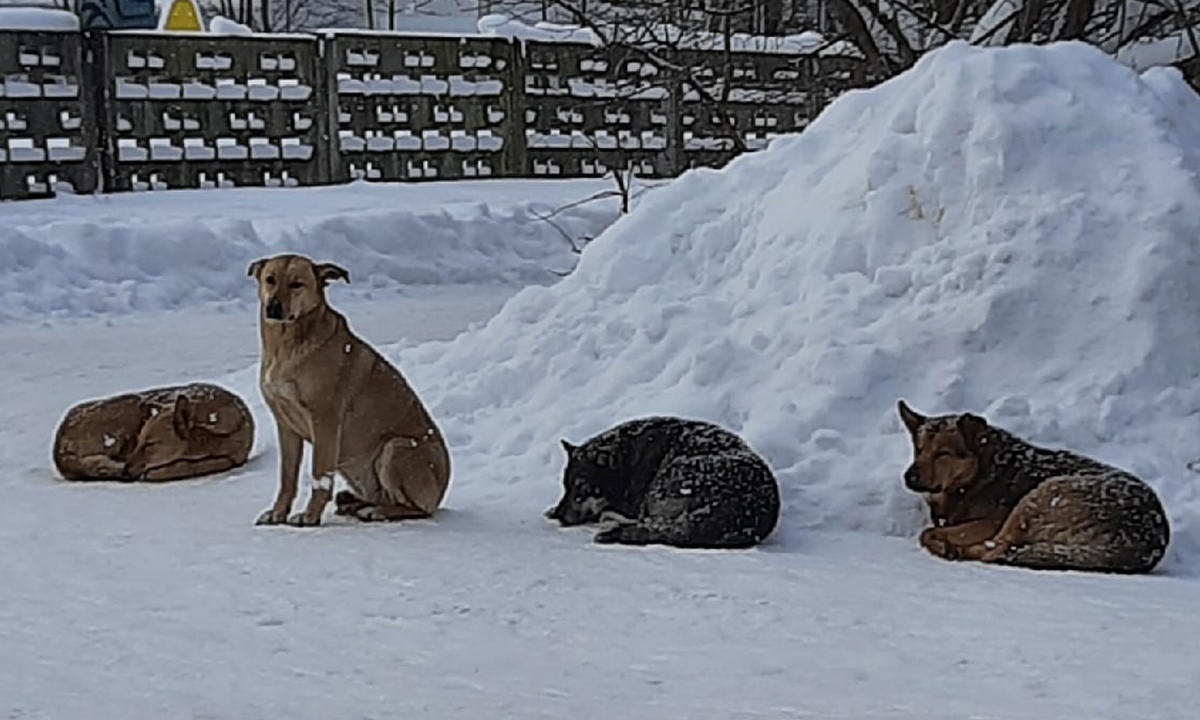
[386,41,1200,566]
[0,180,620,320]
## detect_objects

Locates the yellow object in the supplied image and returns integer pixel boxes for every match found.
[162,0,203,31]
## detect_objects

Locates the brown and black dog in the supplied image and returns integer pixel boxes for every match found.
[897,400,1170,574]
[248,253,451,527]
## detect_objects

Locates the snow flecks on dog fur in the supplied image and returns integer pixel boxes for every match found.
[550,417,780,548]
[388,41,1200,570]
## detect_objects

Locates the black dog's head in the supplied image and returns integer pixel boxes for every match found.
[546,439,619,526]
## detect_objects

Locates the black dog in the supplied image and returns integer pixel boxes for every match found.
[546,416,781,548]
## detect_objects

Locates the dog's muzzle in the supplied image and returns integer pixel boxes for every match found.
[265,298,285,321]
[903,465,929,492]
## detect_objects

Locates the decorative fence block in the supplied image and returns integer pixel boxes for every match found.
[522,40,676,179]
[0,31,96,200]
[101,31,324,191]
[326,32,521,182]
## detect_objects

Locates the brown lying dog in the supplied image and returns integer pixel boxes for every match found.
[897,400,1170,574]
[248,253,451,527]
[53,383,254,482]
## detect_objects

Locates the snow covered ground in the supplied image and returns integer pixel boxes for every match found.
[4,41,1200,719]
[3,294,1197,720]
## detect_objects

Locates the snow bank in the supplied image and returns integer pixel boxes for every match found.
[208,14,252,34]
[0,180,620,321]
[393,41,1200,567]
[0,6,79,30]
[476,13,601,45]
[475,13,829,55]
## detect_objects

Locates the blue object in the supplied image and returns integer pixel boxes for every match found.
[77,0,157,30]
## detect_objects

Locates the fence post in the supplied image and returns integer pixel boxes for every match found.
[81,30,115,193]
[314,32,334,185]
[665,47,685,178]
[503,37,527,178]
[320,31,343,185]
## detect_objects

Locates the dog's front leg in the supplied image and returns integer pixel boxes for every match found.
[289,421,341,527]
[919,517,1004,562]
[257,424,303,525]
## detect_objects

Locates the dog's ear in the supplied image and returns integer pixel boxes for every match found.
[247,258,267,279]
[315,262,351,286]
[172,395,194,437]
[897,400,925,434]
[136,400,158,426]
[956,413,989,451]
[560,439,577,455]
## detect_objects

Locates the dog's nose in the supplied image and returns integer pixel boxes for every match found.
[545,504,562,521]
[265,298,284,320]
[904,465,925,491]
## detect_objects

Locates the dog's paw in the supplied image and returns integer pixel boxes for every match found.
[598,510,635,526]
[353,506,387,522]
[593,524,653,546]
[255,507,289,526]
[593,526,622,544]
[919,528,961,560]
[286,512,322,528]
[334,490,367,516]
[977,539,1013,564]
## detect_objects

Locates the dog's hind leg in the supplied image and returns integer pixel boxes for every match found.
[347,436,449,522]
[333,489,370,516]
[65,453,131,481]
[141,455,237,482]
[971,476,1167,573]
[594,522,656,545]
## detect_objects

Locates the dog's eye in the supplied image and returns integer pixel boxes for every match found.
[289,281,304,290]
[265,276,276,286]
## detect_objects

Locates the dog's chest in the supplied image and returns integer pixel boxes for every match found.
[260,363,313,436]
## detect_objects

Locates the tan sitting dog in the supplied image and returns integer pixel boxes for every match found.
[248,253,451,527]
[897,400,1170,574]
[53,383,254,482]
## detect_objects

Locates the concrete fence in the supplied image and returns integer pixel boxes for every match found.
[0,28,876,200]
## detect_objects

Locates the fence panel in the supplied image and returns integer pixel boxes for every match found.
[325,32,521,182]
[522,40,676,179]
[102,31,324,191]
[0,30,96,200]
[811,51,879,113]
[673,48,814,172]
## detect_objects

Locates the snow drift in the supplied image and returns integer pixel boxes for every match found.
[387,41,1200,567]
[0,181,619,320]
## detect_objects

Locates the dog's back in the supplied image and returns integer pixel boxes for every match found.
[976,427,1168,573]
[126,383,255,481]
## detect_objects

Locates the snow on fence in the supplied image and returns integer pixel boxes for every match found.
[0,28,876,199]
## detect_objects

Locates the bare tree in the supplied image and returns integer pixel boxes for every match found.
[819,0,1200,77]
[201,0,372,29]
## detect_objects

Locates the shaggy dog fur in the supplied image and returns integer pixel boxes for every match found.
[898,400,1170,574]
[547,416,781,549]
